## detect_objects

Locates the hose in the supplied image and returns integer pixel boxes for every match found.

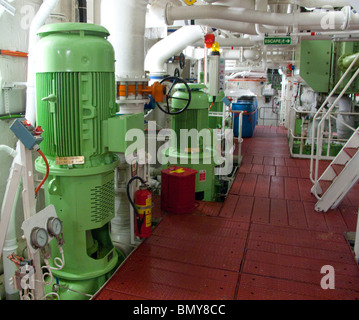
[126,176,147,235]
[35,149,49,196]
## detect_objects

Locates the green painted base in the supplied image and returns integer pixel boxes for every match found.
[45,248,125,300]
[162,148,217,202]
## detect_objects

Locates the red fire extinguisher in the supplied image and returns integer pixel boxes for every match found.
[127,177,152,238]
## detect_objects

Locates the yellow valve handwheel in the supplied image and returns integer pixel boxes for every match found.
[184,0,197,5]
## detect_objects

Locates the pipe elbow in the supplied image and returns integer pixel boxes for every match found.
[0,146,17,158]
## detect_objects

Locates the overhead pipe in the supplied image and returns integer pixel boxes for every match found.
[25,0,60,126]
[164,4,359,30]
[145,25,206,78]
[101,0,148,81]
[299,0,351,7]
[195,19,258,35]
[78,0,87,23]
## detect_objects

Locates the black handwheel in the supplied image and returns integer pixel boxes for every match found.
[179,53,186,69]
[155,76,192,115]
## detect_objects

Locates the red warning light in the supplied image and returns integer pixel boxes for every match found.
[23,120,31,126]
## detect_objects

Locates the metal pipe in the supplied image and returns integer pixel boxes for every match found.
[165,4,359,29]
[145,25,206,77]
[78,0,87,23]
[25,0,60,126]
[339,52,359,69]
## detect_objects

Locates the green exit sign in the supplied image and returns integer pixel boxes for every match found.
[264,37,292,45]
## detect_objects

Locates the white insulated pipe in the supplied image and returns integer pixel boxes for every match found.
[145,25,206,77]
[165,4,359,30]
[0,146,19,299]
[25,0,60,126]
[196,19,258,35]
[101,0,148,80]
[0,146,17,158]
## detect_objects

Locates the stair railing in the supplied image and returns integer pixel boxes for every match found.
[310,54,359,191]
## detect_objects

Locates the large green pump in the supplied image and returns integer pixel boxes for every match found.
[34,23,127,299]
[163,84,218,201]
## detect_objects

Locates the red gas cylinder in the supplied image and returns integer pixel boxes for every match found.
[161,166,198,214]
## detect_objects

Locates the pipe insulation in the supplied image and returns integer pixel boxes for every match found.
[164,4,359,30]
[145,25,206,76]
[101,0,149,80]
[0,145,17,158]
[25,0,60,126]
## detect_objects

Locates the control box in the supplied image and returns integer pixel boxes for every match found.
[10,118,44,150]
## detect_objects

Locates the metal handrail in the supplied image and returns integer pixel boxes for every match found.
[310,53,359,185]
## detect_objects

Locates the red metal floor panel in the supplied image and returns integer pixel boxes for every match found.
[254,175,270,198]
[251,197,270,224]
[245,250,359,277]
[270,199,288,226]
[94,126,359,301]
[284,177,301,201]
[339,206,358,232]
[238,274,359,300]
[287,200,308,228]
[269,176,285,199]
[232,196,254,222]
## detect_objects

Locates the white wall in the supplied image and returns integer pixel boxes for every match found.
[0,0,74,280]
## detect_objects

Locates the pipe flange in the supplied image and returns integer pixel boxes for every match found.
[341,6,351,30]
[165,2,173,26]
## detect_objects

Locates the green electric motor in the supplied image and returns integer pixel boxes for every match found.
[34,23,120,299]
[163,84,218,201]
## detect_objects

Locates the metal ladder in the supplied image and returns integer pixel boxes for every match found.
[310,53,359,213]
[311,128,359,212]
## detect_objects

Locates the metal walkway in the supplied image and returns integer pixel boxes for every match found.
[94,126,359,300]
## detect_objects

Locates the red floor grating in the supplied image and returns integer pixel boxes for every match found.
[93,126,359,301]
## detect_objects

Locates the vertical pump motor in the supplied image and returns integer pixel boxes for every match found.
[34,23,119,299]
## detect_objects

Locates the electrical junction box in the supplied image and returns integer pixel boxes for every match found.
[104,113,145,154]
[10,118,43,150]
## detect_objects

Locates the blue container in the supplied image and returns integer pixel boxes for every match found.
[232,97,258,138]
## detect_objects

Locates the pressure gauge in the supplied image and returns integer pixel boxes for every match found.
[30,227,49,249]
[47,217,63,237]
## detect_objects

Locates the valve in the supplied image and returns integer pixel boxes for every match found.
[155,76,192,115]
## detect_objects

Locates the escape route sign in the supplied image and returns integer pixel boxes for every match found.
[264,37,292,45]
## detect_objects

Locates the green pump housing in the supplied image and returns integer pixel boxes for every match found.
[34,23,139,299]
[163,84,218,201]
[296,40,359,93]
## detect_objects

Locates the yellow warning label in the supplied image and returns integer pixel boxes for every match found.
[170,168,185,174]
[146,197,152,207]
[146,213,152,228]
[184,0,197,5]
